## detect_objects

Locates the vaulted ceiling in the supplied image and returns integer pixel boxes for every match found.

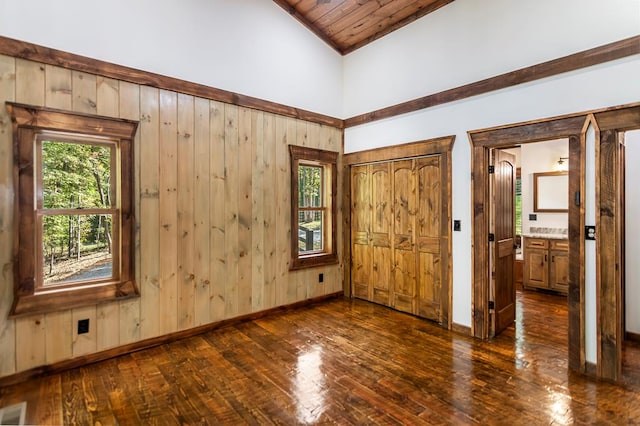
[274,0,455,55]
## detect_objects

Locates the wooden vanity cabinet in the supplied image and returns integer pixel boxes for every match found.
[548,240,569,293]
[523,237,568,295]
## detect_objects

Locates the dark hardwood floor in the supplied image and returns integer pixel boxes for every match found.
[1,290,638,424]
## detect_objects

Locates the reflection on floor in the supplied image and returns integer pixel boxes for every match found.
[0,293,638,424]
[501,289,640,388]
[624,339,640,387]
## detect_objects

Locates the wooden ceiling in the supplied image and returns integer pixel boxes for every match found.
[274,0,455,55]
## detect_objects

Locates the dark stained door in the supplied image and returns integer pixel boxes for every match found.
[494,150,516,335]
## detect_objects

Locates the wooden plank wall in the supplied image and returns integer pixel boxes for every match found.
[0,55,343,377]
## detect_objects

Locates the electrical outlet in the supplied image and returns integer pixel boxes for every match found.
[77,319,89,335]
[529,214,537,221]
[453,220,461,231]
[585,225,596,240]
[318,273,324,283]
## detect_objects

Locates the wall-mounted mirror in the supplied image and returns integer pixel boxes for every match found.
[533,171,568,212]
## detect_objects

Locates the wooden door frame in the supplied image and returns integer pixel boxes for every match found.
[469,102,640,380]
[592,104,640,381]
[491,149,517,337]
[469,114,587,374]
[343,136,455,329]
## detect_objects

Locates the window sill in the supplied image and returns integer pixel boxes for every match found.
[289,253,339,271]
[9,280,139,318]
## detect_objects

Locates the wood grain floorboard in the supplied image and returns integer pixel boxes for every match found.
[1,290,638,424]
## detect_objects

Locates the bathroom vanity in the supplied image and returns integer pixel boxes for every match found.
[523,232,569,295]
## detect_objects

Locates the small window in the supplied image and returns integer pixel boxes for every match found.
[7,103,139,317]
[289,145,338,270]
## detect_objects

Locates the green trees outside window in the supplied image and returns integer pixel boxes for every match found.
[40,139,115,286]
[298,164,324,253]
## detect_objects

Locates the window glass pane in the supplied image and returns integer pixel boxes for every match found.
[298,165,322,208]
[298,210,323,254]
[42,140,112,209]
[42,213,113,286]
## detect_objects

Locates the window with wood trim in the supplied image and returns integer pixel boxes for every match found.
[7,103,139,317]
[289,145,338,270]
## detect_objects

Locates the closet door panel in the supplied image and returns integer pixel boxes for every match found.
[351,165,371,299]
[416,156,443,321]
[371,163,392,305]
[418,251,441,320]
[352,244,371,298]
[372,245,391,304]
[392,160,416,314]
[349,151,449,326]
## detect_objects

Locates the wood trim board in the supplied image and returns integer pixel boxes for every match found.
[1,35,637,132]
[340,0,453,55]
[272,0,343,54]
[0,36,343,129]
[626,332,640,343]
[345,35,640,128]
[593,106,640,381]
[343,136,454,165]
[273,0,454,55]
[451,322,471,336]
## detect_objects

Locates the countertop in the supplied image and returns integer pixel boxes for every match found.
[523,233,568,240]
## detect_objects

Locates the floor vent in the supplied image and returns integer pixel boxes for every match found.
[0,401,26,425]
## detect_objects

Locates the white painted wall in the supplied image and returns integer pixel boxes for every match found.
[520,140,569,233]
[626,130,640,335]
[0,0,344,117]
[343,0,640,329]
[343,0,640,117]
[345,59,640,328]
[585,125,597,363]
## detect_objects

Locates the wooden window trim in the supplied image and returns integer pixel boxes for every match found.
[289,145,339,270]
[6,103,139,317]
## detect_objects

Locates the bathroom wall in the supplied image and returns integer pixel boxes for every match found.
[520,139,569,234]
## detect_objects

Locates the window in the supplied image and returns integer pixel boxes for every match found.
[289,145,338,270]
[7,103,139,316]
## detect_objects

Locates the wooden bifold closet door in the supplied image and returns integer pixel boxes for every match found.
[351,154,447,324]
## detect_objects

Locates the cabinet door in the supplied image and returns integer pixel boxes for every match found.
[550,250,569,294]
[524,248,548,289]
